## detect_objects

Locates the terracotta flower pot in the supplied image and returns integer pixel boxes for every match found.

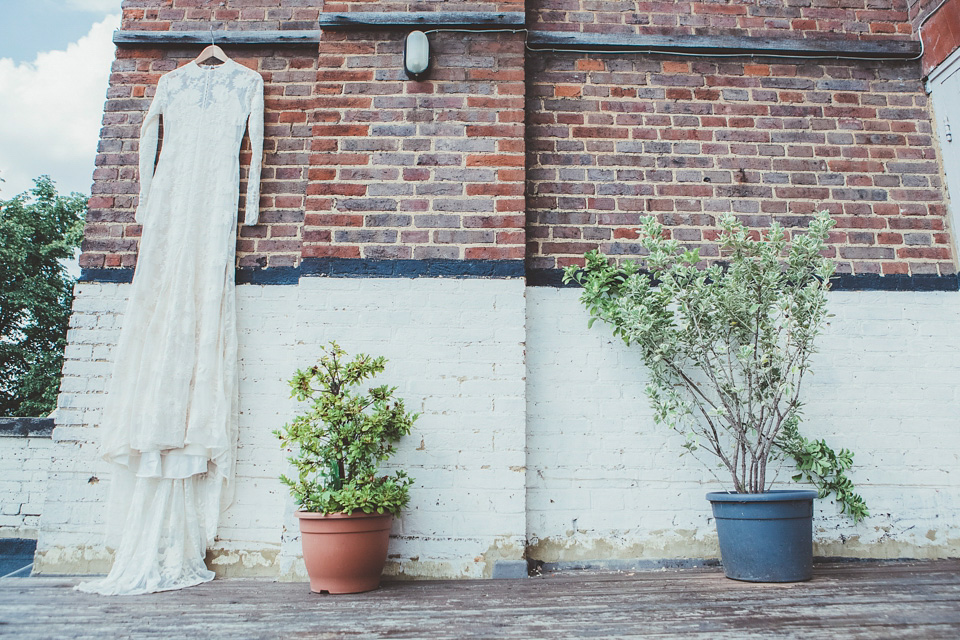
[295,511,394,594]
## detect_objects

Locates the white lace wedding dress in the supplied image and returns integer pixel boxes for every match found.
[77,58,263,595]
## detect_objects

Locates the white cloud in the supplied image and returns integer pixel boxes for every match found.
[0,13,120,198]
[65,0,123,12]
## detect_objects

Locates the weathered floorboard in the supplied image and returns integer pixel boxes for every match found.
[1,560,958,639]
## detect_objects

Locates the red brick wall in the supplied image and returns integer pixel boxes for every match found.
[80,45,316,271]
[81,0,955,277]
[83,1,527,270]
[120,1,322,32]
[916,0,960,75]
[526,54,954,277]
[304,30,525,261]
[530,0,914,40]
[910,0,945,25]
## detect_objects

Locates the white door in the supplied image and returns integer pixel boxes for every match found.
[929,49,960,260]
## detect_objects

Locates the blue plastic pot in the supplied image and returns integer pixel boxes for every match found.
[706,489,818,583]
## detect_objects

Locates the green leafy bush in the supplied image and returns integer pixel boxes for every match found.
[0,176,86,416]
[563,211,868,521]
[275,343,417,515]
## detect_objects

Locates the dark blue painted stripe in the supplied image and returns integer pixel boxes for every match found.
[79,265,959,291]
[79,268,134,284]
[300,258,525,279]
[527,268,960,292]
[236,266,300,285]
[80,260,526,284]
[0,417,54,438]
[830,273,959,291]
[80,267,302,285]
[527,268,579,288]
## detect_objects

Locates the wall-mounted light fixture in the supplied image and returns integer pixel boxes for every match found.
[404,30,430,80]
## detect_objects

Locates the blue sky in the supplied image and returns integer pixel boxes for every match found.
[0,0,117,63]
[0,0,120,198]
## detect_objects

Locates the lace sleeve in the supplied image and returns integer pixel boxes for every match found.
[135,76,165,224]
[243,74,264,227]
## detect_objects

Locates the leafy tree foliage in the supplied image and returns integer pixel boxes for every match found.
[275,343,418,515]
[0,177,86,416]
[564,212,868,521]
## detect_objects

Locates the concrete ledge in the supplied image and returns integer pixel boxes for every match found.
[318,11,526,29]
[113,12,526,46]
[113,30,322,46]
[527,31,922,59]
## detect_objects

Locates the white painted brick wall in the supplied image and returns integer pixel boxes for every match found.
[34,283,130,572]
[36,282,303,574]
[37,278,528,579]
[279,277,528,580]
[0,436,54,539]
[526,288,960,565]
[39,280,956,578]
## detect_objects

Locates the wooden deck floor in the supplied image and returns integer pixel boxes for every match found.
[2,559,959,639]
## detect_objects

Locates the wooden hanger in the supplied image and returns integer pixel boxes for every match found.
[195,29,228,66]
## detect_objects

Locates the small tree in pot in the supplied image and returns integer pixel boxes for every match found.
[275,342,417,594]
[563,211,867,582]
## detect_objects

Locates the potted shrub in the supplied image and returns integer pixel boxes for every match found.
[275,342,417,594]
[563,211,868,582]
